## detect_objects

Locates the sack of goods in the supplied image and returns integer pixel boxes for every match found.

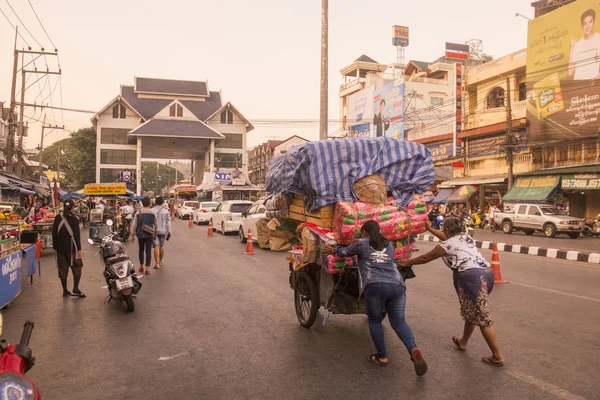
[255,217,271,249]
[265,194,290,220]
[267,218,300,252]
[333,195,429,245]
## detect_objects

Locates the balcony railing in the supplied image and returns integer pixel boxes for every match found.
[339,78,366,92]
[407,76,449,85]
[464,100,526,130]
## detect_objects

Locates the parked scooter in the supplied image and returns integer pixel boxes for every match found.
[88,219,141,312]
[114,213,133,242]
[0,314,40,399]
[582,214,600,237]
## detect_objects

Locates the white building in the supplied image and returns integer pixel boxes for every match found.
[91,77,253,195]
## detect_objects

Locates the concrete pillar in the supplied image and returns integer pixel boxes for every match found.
[209,139,215,173]
[95,128,101,183]
[136,137,142,196]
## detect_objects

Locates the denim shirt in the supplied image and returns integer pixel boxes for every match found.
[334,239,404,298]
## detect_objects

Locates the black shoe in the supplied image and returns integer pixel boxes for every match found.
[63,290,72,297]
[71,289,86,298]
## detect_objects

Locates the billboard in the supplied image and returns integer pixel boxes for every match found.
[350,123,371,138]
[392,26,409,47]
[84,183,126,195]
[427,141,461,162]
[467,131,527,160]
[373,81,404,140]
[347,87,374,126]
[527,0,600,144]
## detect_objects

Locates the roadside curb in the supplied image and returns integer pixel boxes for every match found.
[416,234,600,264]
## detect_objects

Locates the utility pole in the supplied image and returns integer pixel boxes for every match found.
[6,28,19,172]
[319,0,328,140]
[39,114,65,175]
[155,161,159,195]
[505,77,514,190]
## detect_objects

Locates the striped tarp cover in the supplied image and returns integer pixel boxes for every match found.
[266,138,434,212]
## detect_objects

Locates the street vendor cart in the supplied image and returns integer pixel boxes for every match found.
[264,138,435,328]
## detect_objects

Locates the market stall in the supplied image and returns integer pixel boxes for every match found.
[263,138,434,327]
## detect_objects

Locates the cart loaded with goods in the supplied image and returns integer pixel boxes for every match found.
[263,137,434,328]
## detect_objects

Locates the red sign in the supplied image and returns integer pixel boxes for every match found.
[452,161,464,168]
[445,51,469,60]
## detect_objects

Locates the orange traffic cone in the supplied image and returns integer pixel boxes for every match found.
[491,244,507,284]
[188,217,193,229]
[207,220,214,237]
[243,229,255,255]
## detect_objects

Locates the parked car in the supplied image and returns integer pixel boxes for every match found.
[192,201,220,225]
[211,201,254,234]
[494,203,585,238]
[239,200,266,243]
[177,201,200,220]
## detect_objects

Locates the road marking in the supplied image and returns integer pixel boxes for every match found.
[547,249,558,258]
[158,351,189,361]
[510,282,600,303]
[506,369,587,400]
[528,246,539,255]
[512,244,521,253]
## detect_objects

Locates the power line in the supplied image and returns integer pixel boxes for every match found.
[0,6,30,47]
[27,0,56,50]
[4,0,42,48]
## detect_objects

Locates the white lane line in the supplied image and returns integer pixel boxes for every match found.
[158,351,189,361]
[510,281,600,303]
[505,369,587,400]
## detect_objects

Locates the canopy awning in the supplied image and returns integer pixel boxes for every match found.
[438,174,507,188]
[503,175,560,203]
[430,188,454,204]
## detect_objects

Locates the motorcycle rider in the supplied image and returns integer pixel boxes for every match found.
[428,206,440,229]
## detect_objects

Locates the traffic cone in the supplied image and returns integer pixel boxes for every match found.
[243,229,255,255]
[188,217,193,229]
[491,244,507,284]
[207,220,214,237]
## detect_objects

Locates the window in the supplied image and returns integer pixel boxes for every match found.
[584,141,596,159]
[113,104,126,118]
[570,144,582,159]
[100,150,137,165]
[169,103,183,117]
[120,104,126,119]
[101,128,137,145]
[215,153,240,169]
[112,105,119,118]
[220,109,234,124]
[231,203,252,213]
[517,205,527,214]
[430,97,444,107]
[558,145,568,161]
[527,206,541,216]
[532,148,543,164]
[99,168,122,183]
[215,133,243,149]
[518,83,527,102]
[257,205,265,214]
[487,87,505,109]
[544,147,554,163]
[246,205,258,214]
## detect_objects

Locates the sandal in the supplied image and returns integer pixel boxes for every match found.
[71,290,86,298]
[481,356,504,367]
[154,265,160,269]
[63,290,72,298]
[367,354,388,367]
[452,336,466,351]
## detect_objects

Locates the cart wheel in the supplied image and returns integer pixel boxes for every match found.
[294,271,319,328]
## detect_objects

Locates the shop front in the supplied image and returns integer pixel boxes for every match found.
[437,174,507,210]
[560,174,600,219]
[502,175,560,205]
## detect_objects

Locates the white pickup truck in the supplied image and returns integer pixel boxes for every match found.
[494,203,585,239]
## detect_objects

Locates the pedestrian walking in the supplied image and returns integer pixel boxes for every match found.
[488,203,499,232]
[324,221,428,376]
[399,217,504,367]
[131,197,157,275]
[52,199,86,298]
[151,196,172,269]
[77,200,89,228]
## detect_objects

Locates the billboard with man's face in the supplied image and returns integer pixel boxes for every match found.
[527,0,600,144]
[373,81,404,140]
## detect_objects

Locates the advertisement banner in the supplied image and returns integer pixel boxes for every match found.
[350,123,371,138]
[347,87,374,126]
[561,174,600,189]
[467,131,527,160]
[84,183,126,196]
[373,81,404,140]
[527,0,600,144]
[215,172,231,182]
[427,141,461,162]
[392,26,409,47]
[0,251,22,308]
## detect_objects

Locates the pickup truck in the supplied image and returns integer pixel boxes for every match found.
[494,204,585,238]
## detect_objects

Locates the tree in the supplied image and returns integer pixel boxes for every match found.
[39,127,96,190]
[141,162,180,194]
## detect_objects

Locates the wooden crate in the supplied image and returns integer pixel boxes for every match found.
[289,194,334,227]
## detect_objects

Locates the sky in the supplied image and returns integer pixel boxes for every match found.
[0,0,533,152]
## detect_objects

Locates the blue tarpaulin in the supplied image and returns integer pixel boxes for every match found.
[266,138,434,212]
[23,245,37,277]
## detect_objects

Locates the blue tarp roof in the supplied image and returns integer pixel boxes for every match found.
[266,138,434,211]
[430,188,454,204]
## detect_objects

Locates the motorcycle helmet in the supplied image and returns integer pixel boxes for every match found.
[102,241,125,258]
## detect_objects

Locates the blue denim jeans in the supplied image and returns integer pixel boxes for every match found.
[364,283,417,358]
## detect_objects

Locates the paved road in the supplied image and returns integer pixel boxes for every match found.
[471,227,600,253]
[2,220,598,399]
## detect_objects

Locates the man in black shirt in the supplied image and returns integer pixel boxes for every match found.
[52,199,86,297]
[373,99,390,137]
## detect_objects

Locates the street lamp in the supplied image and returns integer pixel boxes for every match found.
[515,13,531,21]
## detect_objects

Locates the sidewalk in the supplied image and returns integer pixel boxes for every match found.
[417,231,600,264]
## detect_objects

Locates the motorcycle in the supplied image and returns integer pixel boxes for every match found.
[114,213,133,242]
[436,214,445,230]
[582,214,600,237]
[0,314,40,399]
[88,219,142,312]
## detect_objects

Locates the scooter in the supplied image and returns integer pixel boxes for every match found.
[436,214,445,230]
[582,214,600,237]
[88,219,141,312]
[114,213,133,242]
[0,314,40,399]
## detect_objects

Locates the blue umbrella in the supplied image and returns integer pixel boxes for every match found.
[132,196,143,201]
[60,192,84,200]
